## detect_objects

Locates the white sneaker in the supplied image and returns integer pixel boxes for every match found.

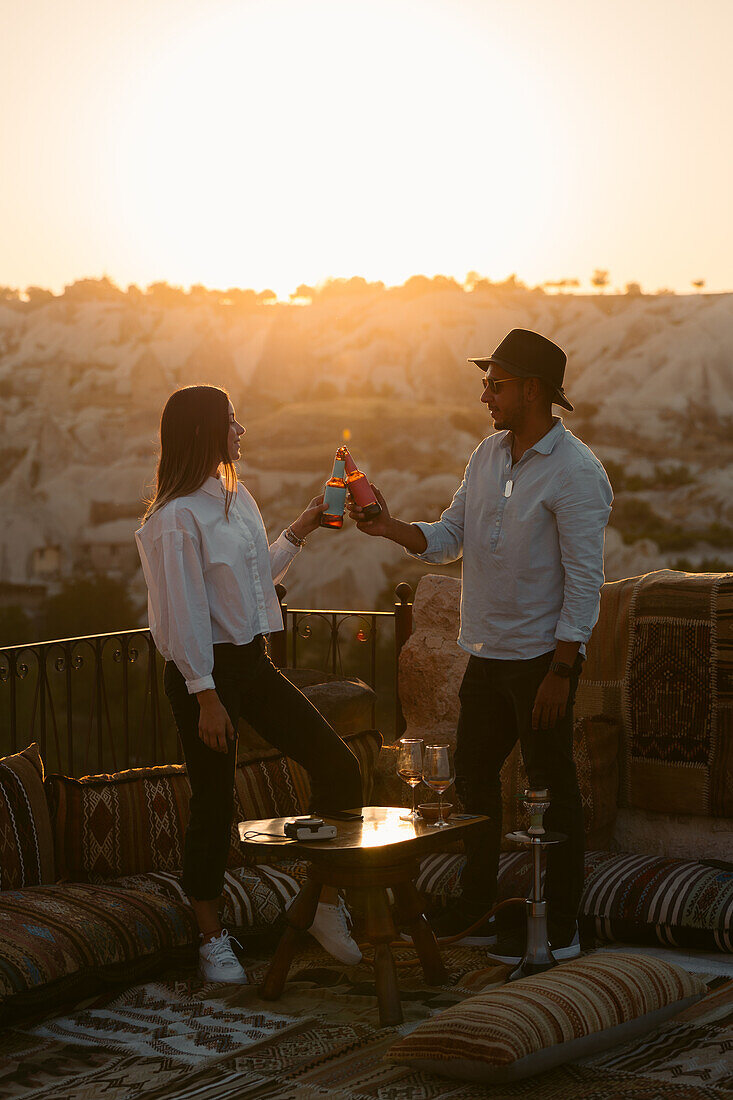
[198,929,248,983]
[306,899,362,965]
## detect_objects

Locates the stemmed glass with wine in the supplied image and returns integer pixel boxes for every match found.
[397,738,423,821]
[422,744,455,827]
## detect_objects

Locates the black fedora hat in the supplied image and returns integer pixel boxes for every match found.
[468,329,573,412]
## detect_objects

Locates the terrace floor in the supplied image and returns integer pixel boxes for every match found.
[2,939,731,1100]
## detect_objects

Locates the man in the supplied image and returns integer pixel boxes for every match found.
[348,328,613,962]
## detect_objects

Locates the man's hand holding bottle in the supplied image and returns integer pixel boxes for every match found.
[347,485,428,553]
[346,485,391,536]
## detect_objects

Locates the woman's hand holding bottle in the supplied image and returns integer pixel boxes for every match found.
[196,690,235,753]
[290,494,327,540]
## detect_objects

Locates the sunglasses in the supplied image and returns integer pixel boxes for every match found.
[482,375,522,394]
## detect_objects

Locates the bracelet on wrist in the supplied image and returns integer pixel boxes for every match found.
[284,526,306,548]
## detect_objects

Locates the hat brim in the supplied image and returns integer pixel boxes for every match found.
[468,355,574,412]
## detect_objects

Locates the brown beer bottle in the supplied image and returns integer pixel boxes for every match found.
[320,447,347,529]
[343,448,382,520]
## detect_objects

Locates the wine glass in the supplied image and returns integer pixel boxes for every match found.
[422,744,455,827]
[397,738,423,821]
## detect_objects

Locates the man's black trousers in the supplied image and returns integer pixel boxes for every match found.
[454,649,584,939]
[164,636,363,901]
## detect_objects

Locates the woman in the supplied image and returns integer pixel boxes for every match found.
[135,385,363,983]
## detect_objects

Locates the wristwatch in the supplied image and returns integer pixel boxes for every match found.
[549,660,573,678]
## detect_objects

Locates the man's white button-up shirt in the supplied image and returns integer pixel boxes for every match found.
[409,419,613,659]
[135,477,299,694]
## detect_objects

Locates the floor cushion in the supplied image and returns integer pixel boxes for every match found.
[0,742,55,889]
[387,952,706,1083]
[0,861,303,1027]
[414,849,733,953]
[0,879,197,1026]
[582,850,733,953]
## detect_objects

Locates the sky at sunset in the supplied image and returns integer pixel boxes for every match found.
[2,0,732,298]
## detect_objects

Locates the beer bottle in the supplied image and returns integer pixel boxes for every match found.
[320,447,347,529]
[343,448,382,520]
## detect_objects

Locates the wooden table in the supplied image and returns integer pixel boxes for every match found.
[238,806,489,1026]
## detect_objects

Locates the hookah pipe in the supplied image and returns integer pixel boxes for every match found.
[361,790,564,968]
[504,786,567,981]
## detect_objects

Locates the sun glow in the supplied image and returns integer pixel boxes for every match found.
[108,0,560,296]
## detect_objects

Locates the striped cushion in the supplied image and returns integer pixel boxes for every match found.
[414,849,733,953]
[387,952,706,1083]
[582,850,733,953]
[0,743,55,889]
[415,850,528,903]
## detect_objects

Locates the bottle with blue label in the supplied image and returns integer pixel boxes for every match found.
[320,447,347,529]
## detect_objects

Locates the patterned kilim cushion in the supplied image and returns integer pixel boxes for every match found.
[0,861,302,1025]
[0,878,198,1026]
[46,763,191,881]
[0,743,55,889]
[577,569,733,819]
[47,729,381,880]
[117,862,303,932]
[387,952,706,1083]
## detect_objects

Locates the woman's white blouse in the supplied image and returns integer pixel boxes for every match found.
[135,477,300,694]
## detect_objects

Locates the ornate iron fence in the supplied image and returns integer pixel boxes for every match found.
[0,584,413,778]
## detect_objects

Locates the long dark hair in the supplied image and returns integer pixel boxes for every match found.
[141,386,236,522]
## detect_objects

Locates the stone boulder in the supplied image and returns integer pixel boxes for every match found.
[398,574,467,749]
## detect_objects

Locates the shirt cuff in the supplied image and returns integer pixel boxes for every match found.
[404,521,437,561]
[275,531,301,558]
[554,623,591,644]
[186,674,216,694]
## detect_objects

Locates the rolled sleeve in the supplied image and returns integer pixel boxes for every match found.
[553,463,613,644]
[186,673,216,693]
[269,531,300,585]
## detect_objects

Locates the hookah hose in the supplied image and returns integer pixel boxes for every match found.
[358,895,525,967]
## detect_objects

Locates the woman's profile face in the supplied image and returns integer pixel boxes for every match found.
[227,402,246,461]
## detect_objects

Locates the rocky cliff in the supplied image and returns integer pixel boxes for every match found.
[1,284,731,626]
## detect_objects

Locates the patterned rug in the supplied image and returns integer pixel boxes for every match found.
[0,945,731,1099]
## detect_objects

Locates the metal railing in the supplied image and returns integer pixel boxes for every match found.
[0,584,413,778]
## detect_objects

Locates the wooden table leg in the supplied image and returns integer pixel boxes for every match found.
[393,880,448,986]
[260,876,321,1000]
[363,887,403,1027]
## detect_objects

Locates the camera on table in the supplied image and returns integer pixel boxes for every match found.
[283,816,337,841]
